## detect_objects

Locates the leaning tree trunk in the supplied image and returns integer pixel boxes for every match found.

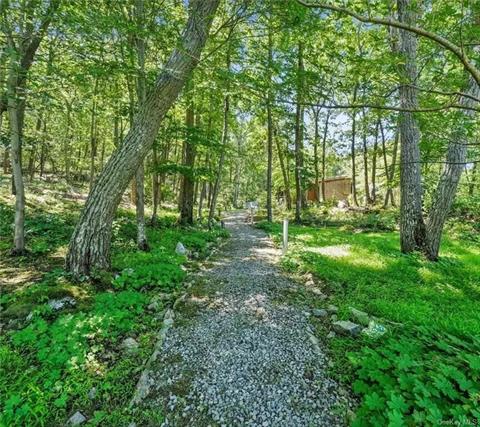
[66,0,220,277]
[425,75,479,259]
[397,0,427,253]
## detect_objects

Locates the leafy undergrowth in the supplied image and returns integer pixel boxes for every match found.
[0,182,228,426]
[258,215,480,426]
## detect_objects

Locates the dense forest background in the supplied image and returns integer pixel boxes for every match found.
[1,0,478,265]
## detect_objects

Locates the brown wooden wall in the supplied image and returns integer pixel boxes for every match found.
[307,177,352,202]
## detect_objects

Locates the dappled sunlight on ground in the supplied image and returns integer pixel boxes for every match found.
[304,244,351,258]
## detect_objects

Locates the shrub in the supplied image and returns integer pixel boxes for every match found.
[349,329,480,426]
[1,291,149,426]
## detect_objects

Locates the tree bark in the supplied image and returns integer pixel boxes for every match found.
[425,76,479,259]
[66,0,220,277]
[397,0,427,253]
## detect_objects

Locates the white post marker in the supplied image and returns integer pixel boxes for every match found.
[283,219,288,255]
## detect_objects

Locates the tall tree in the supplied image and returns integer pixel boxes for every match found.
[208,51,231,228]
[1,0,61,254]
[294,41,305,223]
[179,79,196,225]
[265,26,274,222]
[397,0,427,253]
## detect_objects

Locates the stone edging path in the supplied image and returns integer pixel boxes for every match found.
[133,211,354,426]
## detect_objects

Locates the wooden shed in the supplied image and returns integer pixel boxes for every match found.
[307,177,352,202]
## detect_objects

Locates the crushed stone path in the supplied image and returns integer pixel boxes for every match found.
[137,211,353,426]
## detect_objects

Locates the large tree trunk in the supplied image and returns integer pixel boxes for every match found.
[397,0,427,253]
[425,76,479,259]
[180,84,196,225]
[294,42,304,223]
[66,0,220,277]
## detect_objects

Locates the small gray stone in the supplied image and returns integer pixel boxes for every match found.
[121,337,139,353]
[175,242,187,255]
[332,320,362,337]
[312,309,328,318]
[48,297,76,311]
[330,314,338,322]
[87,387,97,400]
[326,304,338,314]
[362,320,387,338]
[327,331,336,339]
[349,307,370,326]
[68,411,87,425]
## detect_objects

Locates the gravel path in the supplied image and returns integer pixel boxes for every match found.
[139,211,352,426]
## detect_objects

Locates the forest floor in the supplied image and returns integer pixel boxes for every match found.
[134,211,355,426]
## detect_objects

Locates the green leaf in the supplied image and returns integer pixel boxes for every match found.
[387,394,409,413]
[365,392,385,410]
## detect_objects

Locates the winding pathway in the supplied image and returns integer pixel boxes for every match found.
[137,211,353,426]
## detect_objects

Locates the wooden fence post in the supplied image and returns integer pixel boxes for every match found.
[283,219,288,255]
